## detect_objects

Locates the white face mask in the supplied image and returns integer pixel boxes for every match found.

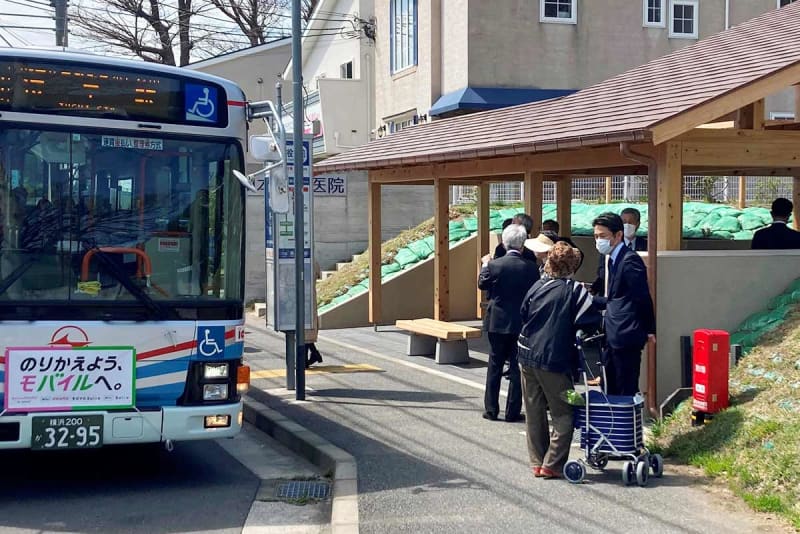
[623,223,637,240]
[595,238,613,255]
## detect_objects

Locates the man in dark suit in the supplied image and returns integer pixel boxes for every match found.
[494,213,537,262]
[591,207,647,295]
[591,212,656,396]
[478,224,540,421]
[751,198,800,249]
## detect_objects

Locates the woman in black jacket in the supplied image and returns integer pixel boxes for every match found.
[517,242,601,478]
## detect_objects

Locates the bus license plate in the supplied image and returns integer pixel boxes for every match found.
[31,416,103,450]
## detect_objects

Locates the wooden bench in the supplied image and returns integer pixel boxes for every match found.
[395,318,482,364]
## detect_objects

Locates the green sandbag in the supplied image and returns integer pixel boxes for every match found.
[380,262,401,277]
[708,230,734,239]
[768,291,800,310]
[682,228,705,238]
[683,211,706,228]
[730,331,758,349]
[739,213,766,231]
[732,230,754,240]
[489,214,504,231]
[786,278,800,294]
[712,215,741,233]
[449,228,470,242]
[738,308,790,332]
[393,247,419,268]
[449,220,465,232]
[463,217,478,232]
[499,208,519,219]
[699,211,722,229]
[407,237,434,258]
[715,207,742,218]
[345,285,368,297]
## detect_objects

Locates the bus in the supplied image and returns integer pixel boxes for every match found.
[0,48,251,451]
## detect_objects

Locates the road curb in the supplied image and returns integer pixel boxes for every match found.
[243,396,359,534]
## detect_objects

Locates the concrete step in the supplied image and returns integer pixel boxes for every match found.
[320,270,337,280]
[253,302,267,318]
[351,254,362,262]
[335,262,351,271]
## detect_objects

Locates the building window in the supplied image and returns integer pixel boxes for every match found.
[769,111,795,120]
[669,0,698,39]
[643,0,665,27]
[779,0,797,7]
[540,0,577,24]
[390,0,417,73]
[340,61,353,79]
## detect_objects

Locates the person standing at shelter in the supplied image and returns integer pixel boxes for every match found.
[751,197,800,249]
[591,213,655,396]
[621,208,648,252]
[518,242,600,478]
[479,224,539,422]
[495,213,536,262]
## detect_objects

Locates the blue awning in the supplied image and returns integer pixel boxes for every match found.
[429,86,576,117]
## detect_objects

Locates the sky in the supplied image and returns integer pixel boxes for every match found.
[0,0,69,47]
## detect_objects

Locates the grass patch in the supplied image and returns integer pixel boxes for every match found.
[653,307,800,529]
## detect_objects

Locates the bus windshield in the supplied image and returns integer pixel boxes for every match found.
[0,127,244,317]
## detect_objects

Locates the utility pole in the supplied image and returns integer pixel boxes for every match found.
[50,0,68,47]
[291,0,305,401]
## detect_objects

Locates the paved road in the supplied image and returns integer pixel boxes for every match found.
[0,436,259,533]
[245,316,791,534]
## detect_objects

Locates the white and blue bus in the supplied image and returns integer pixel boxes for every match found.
[0,49,251,450]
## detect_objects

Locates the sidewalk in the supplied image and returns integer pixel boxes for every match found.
[242,313,793,534]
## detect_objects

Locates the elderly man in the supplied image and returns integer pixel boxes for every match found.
[479,224,540,421]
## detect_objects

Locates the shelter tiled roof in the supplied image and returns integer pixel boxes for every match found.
[317,3,800,173]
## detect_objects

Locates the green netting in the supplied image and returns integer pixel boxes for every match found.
[769,291,800,310]
[489,213,504,231]
[499,208,518,219]
[449,220,470,242]
[393,247,419,268]
[463,217,478,232]
[738,308,791,333]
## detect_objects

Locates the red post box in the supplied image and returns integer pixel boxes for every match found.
[692,329,730,416]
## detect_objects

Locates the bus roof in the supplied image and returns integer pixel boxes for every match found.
[0,47,246,101]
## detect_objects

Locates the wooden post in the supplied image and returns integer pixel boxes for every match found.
[793,176,800,231]
[735,99,765,129]
[434,178,450,321]
[656,142,683,251]
[368,178,382,324]
[476,182,490,318]
[738,176,746,209]
[605,175,613,203]
[524,171,543,229]
[556,176,572,238]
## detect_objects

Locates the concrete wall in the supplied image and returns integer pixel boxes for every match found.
[313,176,434,270]
[655,250,800,404]
[440,0,469,95]
[319,232,481,328]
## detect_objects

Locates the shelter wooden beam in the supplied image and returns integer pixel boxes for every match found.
[605,176,613,203]
[368,179,382,324]
[650,62,800,144]
[682,139,800,168]
[368,145,655,183]
[738,176,746,209]
[477,182,490,318]
[524,171,543,228]
[434,179,450,321]
[794,176,800,231]
[735,99,765,129]
[556,176,572,239]
[656,142,683,251]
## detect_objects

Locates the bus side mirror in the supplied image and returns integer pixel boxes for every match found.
[250,136,281,162]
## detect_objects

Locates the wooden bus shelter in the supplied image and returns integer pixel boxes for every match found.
[316,4,800,414]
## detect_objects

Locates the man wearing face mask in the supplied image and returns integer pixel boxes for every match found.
[590,207,647,295]
[591,213,656,396]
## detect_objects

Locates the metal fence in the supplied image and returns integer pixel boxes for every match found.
[451,176,794,206]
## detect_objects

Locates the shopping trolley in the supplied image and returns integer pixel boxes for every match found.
[562,332,664,486]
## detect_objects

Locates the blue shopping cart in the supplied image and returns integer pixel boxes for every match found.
[562,333,664,486]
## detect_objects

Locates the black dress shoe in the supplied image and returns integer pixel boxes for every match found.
[505,414,525,423]
[482,412,498,421]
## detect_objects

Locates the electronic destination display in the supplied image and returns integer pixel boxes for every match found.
[0,58,227,127]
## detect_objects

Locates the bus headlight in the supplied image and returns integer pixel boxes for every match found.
[203,362,229,379]
[203,384,229,401]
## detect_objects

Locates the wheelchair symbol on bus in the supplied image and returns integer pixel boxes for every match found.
[197,326,225,357]
[186,84,218,123]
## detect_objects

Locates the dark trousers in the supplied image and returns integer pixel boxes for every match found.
[605,345,643,396]
[484,332,522,418]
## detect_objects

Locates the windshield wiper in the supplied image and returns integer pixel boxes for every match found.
[0,255,36,296]
[85,244,169,320]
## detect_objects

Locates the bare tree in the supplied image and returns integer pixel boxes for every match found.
[69,0,208,66]
[207,0,288,46]
[302,0,319,23]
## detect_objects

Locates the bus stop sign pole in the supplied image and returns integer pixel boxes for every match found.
[291,0,305,401]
